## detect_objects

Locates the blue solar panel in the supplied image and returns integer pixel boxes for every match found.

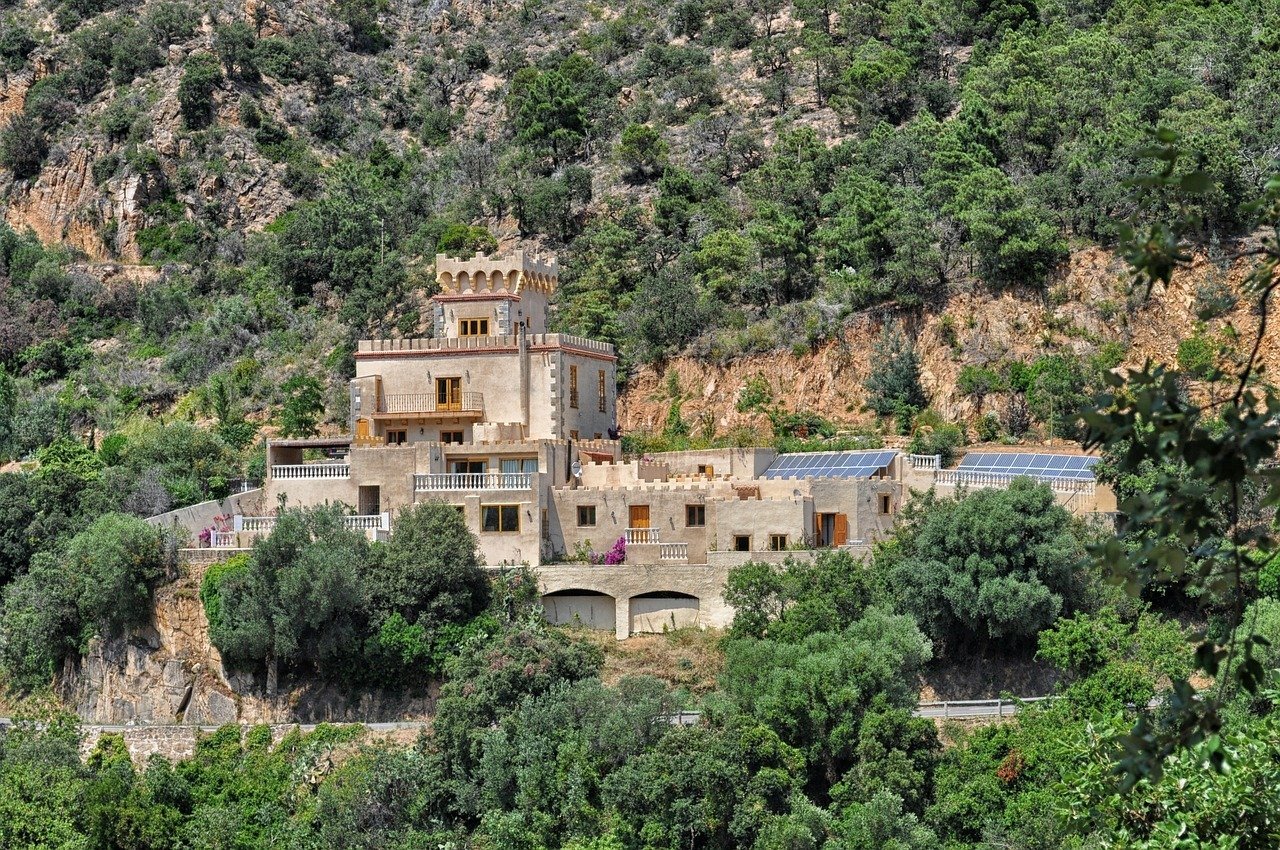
[956,452,1098,482]
[762,450,899,480]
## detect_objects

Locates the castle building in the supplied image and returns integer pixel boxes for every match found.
[239,250,1116,638]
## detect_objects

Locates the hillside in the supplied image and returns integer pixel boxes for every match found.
[2,0,1277,467]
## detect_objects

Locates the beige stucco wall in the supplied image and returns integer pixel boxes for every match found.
[535,562,734,638]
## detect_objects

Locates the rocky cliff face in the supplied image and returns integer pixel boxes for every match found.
[619,246,1274,436]
[58,552,435,724]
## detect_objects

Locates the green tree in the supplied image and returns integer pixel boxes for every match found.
[863,325,927,424]
[878,480,1086,654]
[205,505,369,694]
[720,606,936,800]
[278,374,324,438]
[177,53,223,129]
[615,123,668,182]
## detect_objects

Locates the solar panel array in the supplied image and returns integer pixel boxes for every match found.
[955,452,1098,482]
[762,450,899,480]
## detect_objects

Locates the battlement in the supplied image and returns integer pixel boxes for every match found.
[436,250,559,296]
[355,333,614,358]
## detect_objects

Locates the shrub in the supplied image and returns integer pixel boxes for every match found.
[1176,333,1216,378]
[178,53,223,129]
[0,114,48,179]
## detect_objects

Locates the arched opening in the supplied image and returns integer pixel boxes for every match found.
[542,588,615,630]
[630,591,700,634]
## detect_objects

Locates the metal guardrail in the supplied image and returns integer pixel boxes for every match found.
[414,472,533,491]
[914,696,1050,719]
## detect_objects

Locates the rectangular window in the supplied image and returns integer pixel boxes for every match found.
[697,464,714,477]
[578,505,597,527]
[441,430,464,444]
[481,504,520,533]
[570,430,579,441]
[459,318,489,336]
[733,535,751,552]
[686,505,706,527]
[879,494,893,514]
[598,369,606,412]
[769,534,788,551]
[501,458,539,475]
[569,365,579,409]
[386,429,407,445]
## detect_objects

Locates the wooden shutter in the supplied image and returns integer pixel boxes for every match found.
[834,513,848,547]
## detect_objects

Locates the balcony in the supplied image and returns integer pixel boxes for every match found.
[233,513,391,534]
[271,464,350,480]
[415,472,533,491]
[625,528,660,545]
[374,392,484,418]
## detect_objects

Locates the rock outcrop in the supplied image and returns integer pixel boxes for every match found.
[58,552,435,725]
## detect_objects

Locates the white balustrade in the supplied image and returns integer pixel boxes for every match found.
[343,513,390,531]
[237,516,277,532]
[625,528,661,545]
[934,469,1095,495]
[270,464,350,480]
[659,542,689,561]
[414,473,533,491]
[908,453,941,470]
[211,531,237,548]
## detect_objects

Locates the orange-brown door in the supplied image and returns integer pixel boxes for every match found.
[629,505,650,529]
[436,377,461,411]
[355,418,371,441]
[834,513,849,547]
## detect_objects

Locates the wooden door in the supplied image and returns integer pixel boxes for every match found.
[629,505,650,529]
[833,513,848,547]
[436,377,461,410]
[355,418,371,441]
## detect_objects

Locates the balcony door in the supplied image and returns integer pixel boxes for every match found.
[436,377,462,411]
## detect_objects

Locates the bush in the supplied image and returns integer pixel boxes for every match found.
[906,421,966,466]
[178,53,223,129]
[0,114,48,179]
[1176,333,1216,378]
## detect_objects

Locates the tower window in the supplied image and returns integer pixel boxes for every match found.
[598,369,607,412]
[569,365,579,409]
[459,318,489,336]
[686,505,706,527]
[577,505,597,527]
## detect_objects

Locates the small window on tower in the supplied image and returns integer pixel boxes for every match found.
[880,494,893,514]
[598,369,607,412]
[577,505,597,527]
[459,318,489,337]
[441,430,464,444]
[569,365,579,409]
